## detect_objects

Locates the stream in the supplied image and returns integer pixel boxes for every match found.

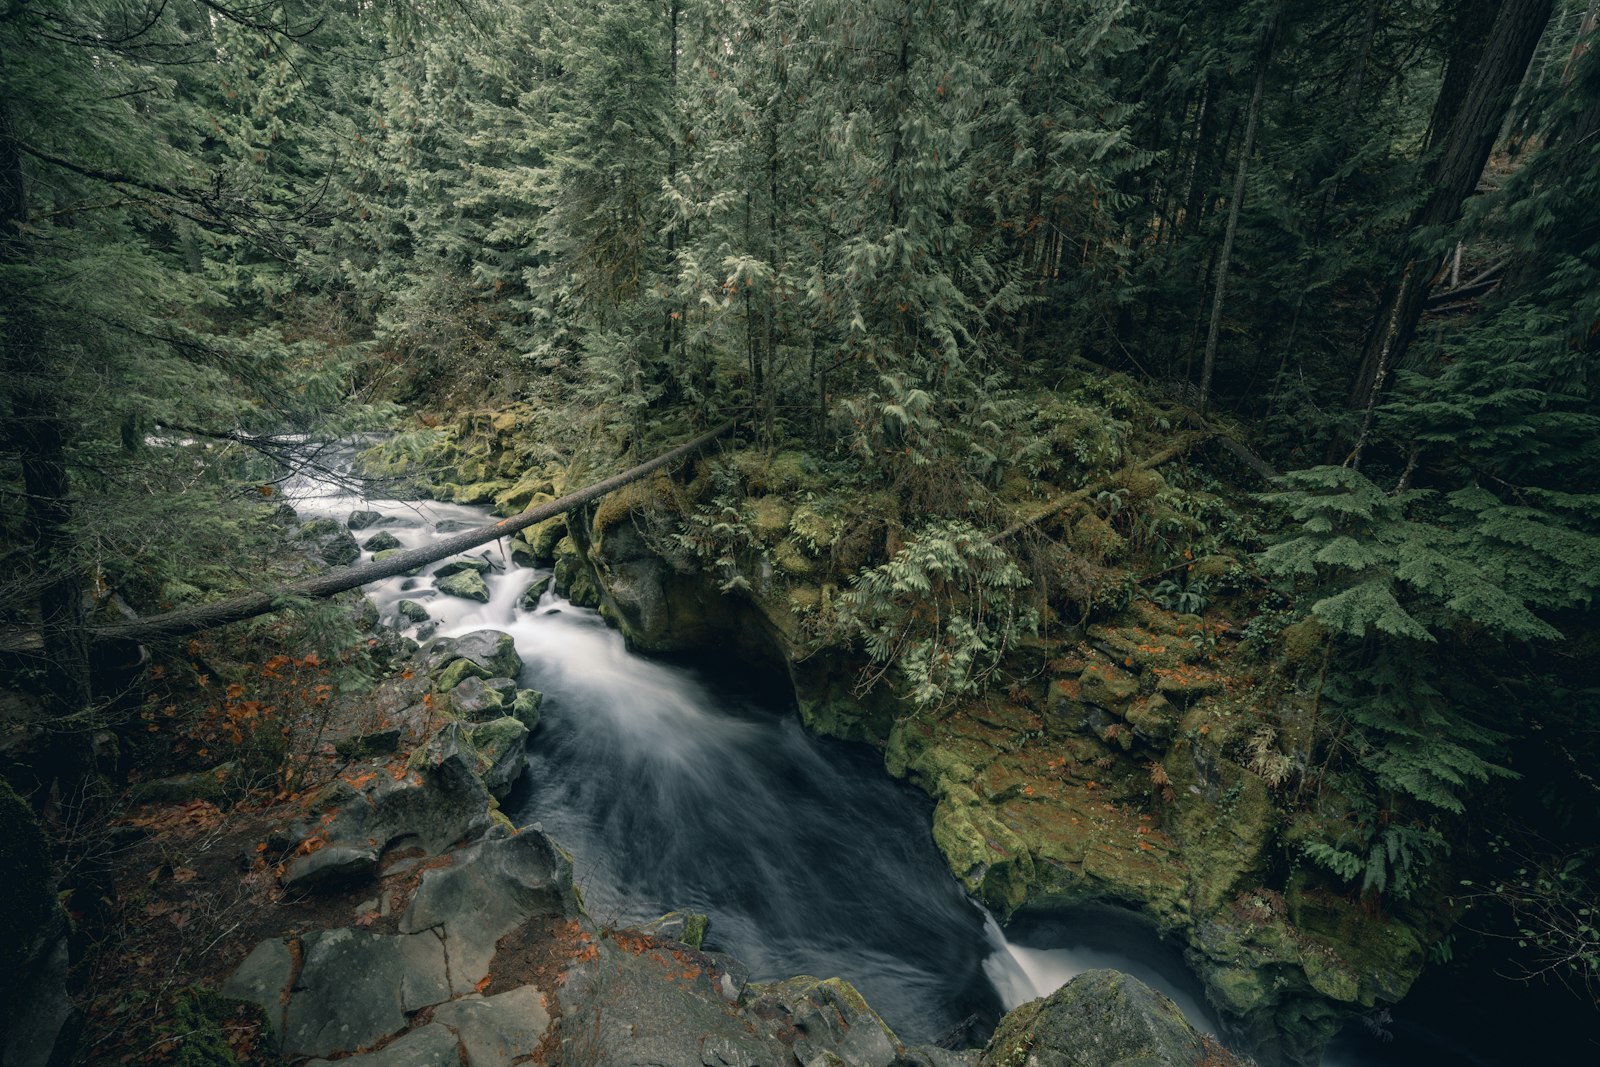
[286,463,1550,1066]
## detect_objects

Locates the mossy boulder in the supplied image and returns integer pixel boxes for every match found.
[346,510,381,531]
[931,784,1034,915]
[435,656,493,693]
[510,689,544,731]
[397,599,430,624]
[437,569,490,603]
[434,556,491,579]
[979,969,1244,1067]
[519,576,552,611]
[1080,662,1140,708]
[361,530,402,553]
[292,518,359,567]
[744,496,792,542]
[129,762,239,806]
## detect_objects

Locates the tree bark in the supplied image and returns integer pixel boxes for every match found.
[60,418,740,648]
[1344,0,1555,464]
[1198,10,1279,412]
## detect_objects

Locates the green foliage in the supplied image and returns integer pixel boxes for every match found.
[833,520,1036,710]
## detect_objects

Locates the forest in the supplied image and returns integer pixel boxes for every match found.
[2,1,1598,1065]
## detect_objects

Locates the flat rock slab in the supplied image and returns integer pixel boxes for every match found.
[400,829,574,995]
[558,939,788,1067]
[221,938,294,1040]
[432,986,550,1065]
[304,1023,459,1067]
[282,928,451,1058]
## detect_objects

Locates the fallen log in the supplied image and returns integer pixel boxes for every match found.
[82,417,739,647]
[993,432,1212,542]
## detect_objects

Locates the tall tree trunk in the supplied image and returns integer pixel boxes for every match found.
[0,73,93,723]
[1345,0,1555,464]
[1198,11,1279,412]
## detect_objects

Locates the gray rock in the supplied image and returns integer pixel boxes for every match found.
[400,829,576,996]
[430,986,551,1066]
[978,969,1237,1067]
[294,518,360,567]
[448,630,523,678]
[363,530,403,552]
[640,910,710,950]
[283,844,379,891]
[518,575,552,611]
[558,938,788,1067]
[436,656,493,692]
[464,717,529,798]
[437,569,489,602]
[397,599,430,623]
[447,675,504,719]
[894,1049,980,1067]
[304,1022,459,1067]
[347,510,383,531]
[750,977,900,1067]
[484,677,518,703]
[510,689,544,731]
[282,928,451,1058]
[335,728,402,761]
[435,556,492,579]
[222,938,294,1040]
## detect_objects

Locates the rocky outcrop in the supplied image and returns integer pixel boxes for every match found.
[978,969,1248,1067]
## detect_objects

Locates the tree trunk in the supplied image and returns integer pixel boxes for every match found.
[1198,11,1279,412]
[1345,0,1555,464]
[0,69,93,721]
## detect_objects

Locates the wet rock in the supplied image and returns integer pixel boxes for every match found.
[1079,663,1139,708]
[282,927,451,1057]
[437,569,489,603]
[363,530,403,552]
[305,1023,458,1066]
[639,910,710,950]
[127,762,237,805]
[484,677,518,704]
[400,829,577,995]
[445,629,523,678]
[510,689,544,731]
[518,574,552,610]
[446,675,505,720]
[435,556,492,579]
[347,509,382,531]
[435,655,493,693]
[397,599,430,624]
[978,969,1243,1067]
[465,717,530,798]
[294,518,360,567]
[750,976,900,1067]
[895,1049,979,1067]
[430,986,551,1066]
[3,936,77,1067]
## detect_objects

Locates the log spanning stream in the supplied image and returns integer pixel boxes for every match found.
[288,454,1519,1066]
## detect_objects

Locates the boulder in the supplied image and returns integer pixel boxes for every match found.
[446,675,505,719]
[363,530,403,552]
[400,829,577,995]
[437,569,489,603]
[639,910,710,950]
[435,656,493,693]
[397,599,430,624]
[518,575,552,611]
[222,938,295,1039]
[429,986,550,1066]
[347,510,382,531]
[435,556,492,579]
[445,630,523,679]
[748,975,901,1067]
[464,717,530,798]
[293,518,360,567]
[281,928,451,1058]
[510,689,544,731]
[978,969,1244,1067]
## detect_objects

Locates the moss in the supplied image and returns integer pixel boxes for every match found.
[931,784,1034,915]
[744,496,792,543]
[1080,663,1140,707]
[371,548,421,576]
[434,656,492,692]
[1069,512,1127,563]
[169,987,271,1067]
[1281,617,1329,665]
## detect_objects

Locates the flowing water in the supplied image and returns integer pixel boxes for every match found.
[285,460,1526,1064]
